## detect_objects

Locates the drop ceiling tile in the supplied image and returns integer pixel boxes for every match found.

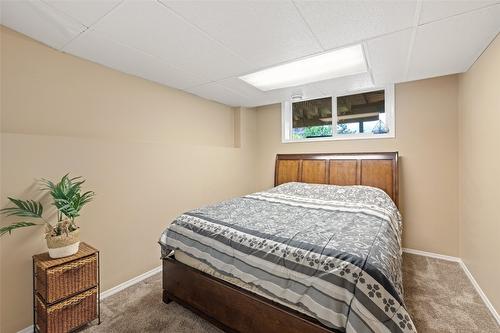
[186,82,255,107]
[162,0,322,68]
[93,0,254,81]
[312,73,374,96]
[366,29,413,85]
[419,1,498,24]
[0,0,86,49]
[295,0,417,50]
[64,30,207,89]
[216,77,326,107]
[408,5,500,81]
[213,78,267,103]
[43,0,122,27]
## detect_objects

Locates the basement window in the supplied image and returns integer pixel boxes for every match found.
[282,85,394,142]
[291,97,333,140]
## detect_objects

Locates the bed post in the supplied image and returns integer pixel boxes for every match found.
[162,289,172,304]
[162,258,172,304]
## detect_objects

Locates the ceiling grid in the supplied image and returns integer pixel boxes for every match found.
[1,0,498,107]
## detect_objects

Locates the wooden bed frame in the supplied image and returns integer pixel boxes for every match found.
[162,152,399,333]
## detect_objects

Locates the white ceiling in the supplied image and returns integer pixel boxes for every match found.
[1,0,499,107]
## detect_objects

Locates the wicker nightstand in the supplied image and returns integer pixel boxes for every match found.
[33,242,100,333]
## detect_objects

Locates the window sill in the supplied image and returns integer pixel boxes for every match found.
[282,133,395,143]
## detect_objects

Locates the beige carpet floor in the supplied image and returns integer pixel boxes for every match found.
[83,253,499,332]
[403,254,498,332]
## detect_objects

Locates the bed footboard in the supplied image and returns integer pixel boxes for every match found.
[162,257,337,333]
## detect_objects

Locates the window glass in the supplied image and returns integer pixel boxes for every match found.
[281,86,394,143]
[292,97,332,139]
[336,90,388,135]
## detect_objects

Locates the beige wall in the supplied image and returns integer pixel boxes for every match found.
[0,27,257,332]
[255,75,460,257]
[459,35,500,312]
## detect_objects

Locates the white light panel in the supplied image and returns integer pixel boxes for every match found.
[239,44,367,91]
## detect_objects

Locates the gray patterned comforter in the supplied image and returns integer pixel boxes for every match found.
[159,182,416,333]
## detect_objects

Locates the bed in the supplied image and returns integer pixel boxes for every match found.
[159,152,415,333]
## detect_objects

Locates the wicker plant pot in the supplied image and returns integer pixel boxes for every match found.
[46,229,80,258]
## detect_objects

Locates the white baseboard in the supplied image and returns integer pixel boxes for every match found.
[17,326,34,333]
[459,260,500,326]
[17,265,162,333]
[404,247,499,326]
[99,265,161,300]
[402,247,461,262]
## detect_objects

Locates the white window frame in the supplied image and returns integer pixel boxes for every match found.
[281,85,395,143]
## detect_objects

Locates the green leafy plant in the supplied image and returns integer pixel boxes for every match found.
[292,125,333,139]
[0,174,94,237]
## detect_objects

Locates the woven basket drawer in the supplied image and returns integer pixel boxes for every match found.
[36,287,97,333]
[36,254,97,304]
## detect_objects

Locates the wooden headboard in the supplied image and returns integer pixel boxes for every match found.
[275,152,399,207]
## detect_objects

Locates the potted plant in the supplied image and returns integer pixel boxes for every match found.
[0,174,95,258]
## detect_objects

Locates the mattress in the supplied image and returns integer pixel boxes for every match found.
[160,182,415,333]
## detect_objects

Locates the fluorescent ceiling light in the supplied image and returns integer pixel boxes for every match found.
[239,44,367,91]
